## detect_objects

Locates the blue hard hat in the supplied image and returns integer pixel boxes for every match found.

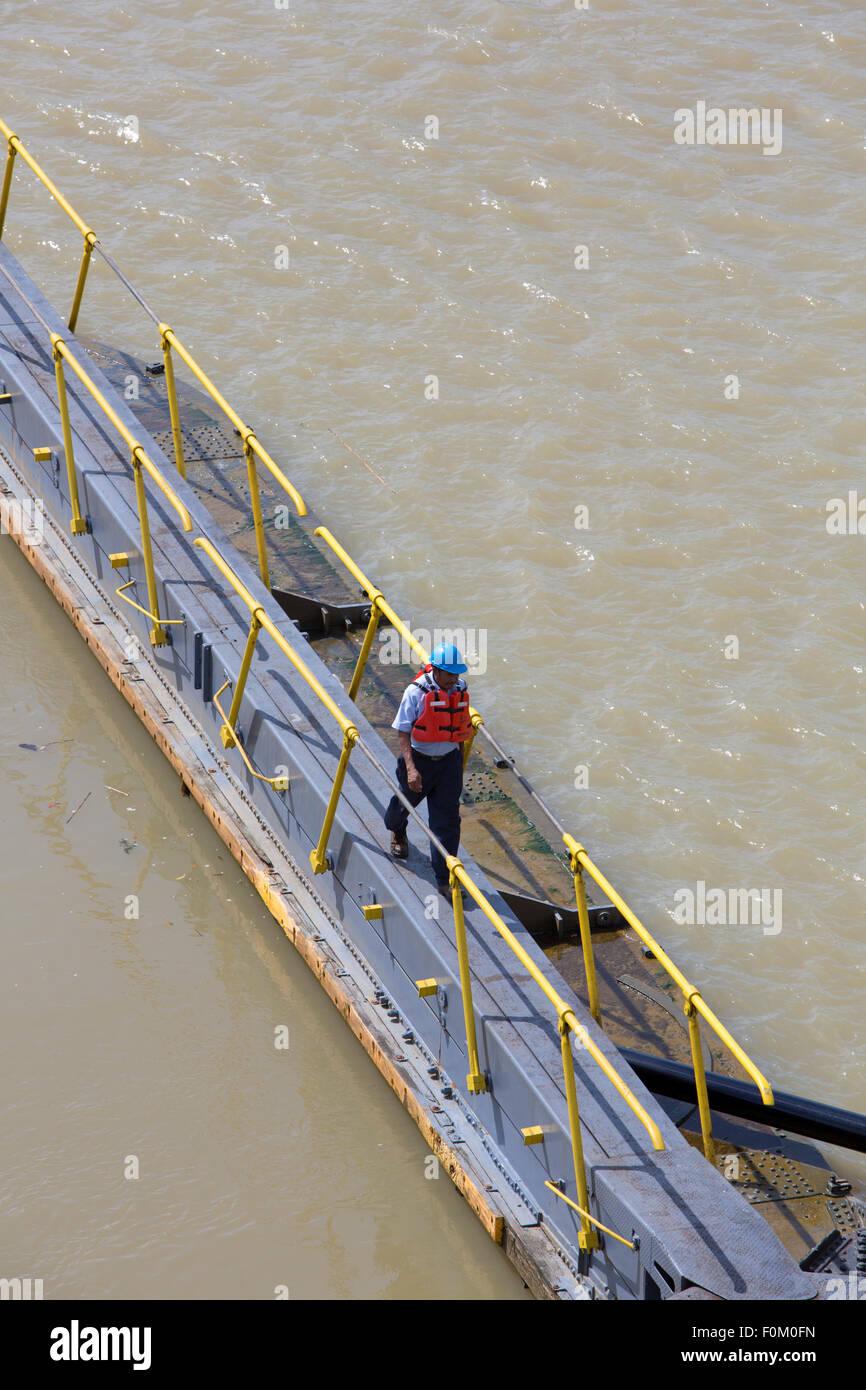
[430,642,467,674]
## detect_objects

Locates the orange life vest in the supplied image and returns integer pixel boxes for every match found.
[411,666,472,744]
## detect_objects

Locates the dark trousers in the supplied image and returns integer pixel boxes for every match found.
[384,748,463,884]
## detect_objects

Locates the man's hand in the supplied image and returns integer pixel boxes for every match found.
[398,732,423,793]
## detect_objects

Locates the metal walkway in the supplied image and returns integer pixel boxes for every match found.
[0,119,823,1296]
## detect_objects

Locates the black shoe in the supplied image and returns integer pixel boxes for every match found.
[390,832,409,859]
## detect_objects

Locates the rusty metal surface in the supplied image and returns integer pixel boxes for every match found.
[706,1146,839,1264]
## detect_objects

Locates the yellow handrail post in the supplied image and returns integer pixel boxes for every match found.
[685,998,716,1164]
[49,334,193,534]
[310,725,358,874]
[314,525,431,663]
[347,592,383,702]
[51,341,87,535]
[0,134,17,239]
[244,435,270,589]
[131,446,166,647]
[448,860,487,1095]
[160,328,186,479]
[462,712,482,770]
[566,840,602,1027]
[457,856,665,1149]
[221,610,262,748]
[559,1014,600,1250]
[68,229,97,334]
[563,834,774,1118]
[159,326,307,518]
[192,537,353,725]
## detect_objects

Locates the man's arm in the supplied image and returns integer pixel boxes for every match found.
[398,730,422,793]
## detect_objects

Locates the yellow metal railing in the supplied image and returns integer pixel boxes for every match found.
[0,118,97,332]
[562,833,773,1163]
[193,537,359,876]
[544,1181,636,1249]
[158,325,307,576]
[314,523,774,1164]
[50,334,192,646]
[115,578,186,633]
[1,120,777,1237]
[192,533,665,1250]
[0,121,308,586]
[212,679,290,791]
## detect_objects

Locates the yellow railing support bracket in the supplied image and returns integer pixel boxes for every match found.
[243,433,270,588]
[416,979,438,997]
[220,610,264,747]
[109,553,130,568]
[116,579,184,648]
[544,1182,632,1251]
[522,1126,544,1145]
[33,446,53,463]
[362,903,383,921]
[558,1016,601,1249]
[129,445,167,646]
[211,680,291,791]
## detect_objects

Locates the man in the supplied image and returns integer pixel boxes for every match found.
[384,642,472,900]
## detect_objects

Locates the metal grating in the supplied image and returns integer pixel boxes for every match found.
[719,1150,825,1215]
[462,768,508,805]
[827,1196,864,1238]
[151,424,244,463]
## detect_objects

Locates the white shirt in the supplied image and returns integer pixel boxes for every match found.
[392,674,468,758]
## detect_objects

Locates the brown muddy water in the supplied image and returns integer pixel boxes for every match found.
[0,0,864,1296]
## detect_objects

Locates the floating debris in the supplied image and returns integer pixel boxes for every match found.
[19,738,73,752]
[65,791,91,824]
